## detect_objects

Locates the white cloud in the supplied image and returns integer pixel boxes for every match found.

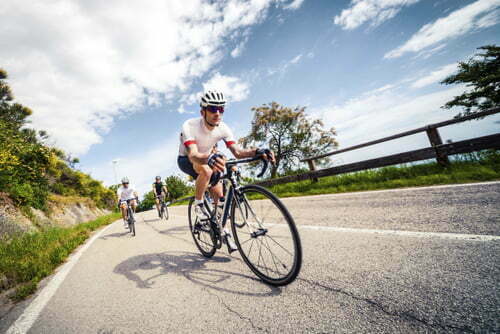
[334,0,420,30]
[290,54,303,64]
[266,53,304,76]
[309,84,467,164]
[0,0,280,155]
[177,104,194,114]
[202,73,250,103]
[413,44,446,60]
[282,0,306,10]
[231,39,247,58]
[411,63,458,89]
[385,0,500,59]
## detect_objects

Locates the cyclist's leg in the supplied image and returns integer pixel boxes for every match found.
[192,162,213,201]
[120,202,128,220]
[130,199,137,212]
[209,182,223,206]
[155,195,161,213]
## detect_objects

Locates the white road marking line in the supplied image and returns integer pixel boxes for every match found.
[265,223,500,241]
[6,221,117,334]
[278,181,500,201]
[150,214,499,242]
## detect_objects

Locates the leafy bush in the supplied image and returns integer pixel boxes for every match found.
[165,175,193,200]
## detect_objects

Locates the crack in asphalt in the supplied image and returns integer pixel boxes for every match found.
[203,288,268,333]
[300,278,474,333]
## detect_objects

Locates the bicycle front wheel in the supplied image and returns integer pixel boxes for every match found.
[188,198,216,257]
[128,209,136,236]
[163,204,169,220]
[230,185,302,286]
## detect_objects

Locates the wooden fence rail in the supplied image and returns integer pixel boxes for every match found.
[255,107,500,188]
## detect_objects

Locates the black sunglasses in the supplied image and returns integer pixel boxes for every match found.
[206,106,224,114]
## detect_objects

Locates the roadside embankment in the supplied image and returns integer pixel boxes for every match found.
[0,212,121,308]
[0,192,116,307]
[0,193,111,238]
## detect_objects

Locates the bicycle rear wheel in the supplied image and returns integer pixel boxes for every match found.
[188,198,216,257]
[230,185,302,286]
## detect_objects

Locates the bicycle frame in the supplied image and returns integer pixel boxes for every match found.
[207,156,264,240]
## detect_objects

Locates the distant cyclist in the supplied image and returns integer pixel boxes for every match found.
[117,177,139,228]
[177,90,275,252]
[152,176,169,218]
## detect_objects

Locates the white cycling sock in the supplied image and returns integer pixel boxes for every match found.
[195,199,203,206]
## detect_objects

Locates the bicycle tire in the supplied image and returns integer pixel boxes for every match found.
[163,203,169,220]
[128,207,136,236]
[230,185,302,286]
[233,198,248,228]
[188,198,216,257]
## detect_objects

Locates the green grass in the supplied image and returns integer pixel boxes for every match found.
[264,152,500,199]
[0,212,121,301]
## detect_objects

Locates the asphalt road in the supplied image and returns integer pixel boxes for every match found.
[2,182,499,333]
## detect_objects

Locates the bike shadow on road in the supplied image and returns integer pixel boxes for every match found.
[100,231,130,239]
[113,251,282,297]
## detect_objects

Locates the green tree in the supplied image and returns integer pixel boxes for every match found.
[164,175,193,200]
[137,191,156,212]
[239,102,338,178]
[0,68,115,210]
[441,45,500,117]
[1,69,33,130]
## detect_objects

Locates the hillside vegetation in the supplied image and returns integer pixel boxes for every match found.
[0,69,114,222]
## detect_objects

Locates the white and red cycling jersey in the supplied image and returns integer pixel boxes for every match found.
[178,117,236,156]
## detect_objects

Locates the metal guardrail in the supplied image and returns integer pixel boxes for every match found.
[256,107,500,187]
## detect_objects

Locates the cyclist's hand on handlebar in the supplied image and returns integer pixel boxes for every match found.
[256,148,276,165]
[208,153,226,173]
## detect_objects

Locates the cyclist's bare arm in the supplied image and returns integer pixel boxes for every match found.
[186,143,209,164]
[228,144,256,159]
[186,143,225,172]
[229,144,276,163]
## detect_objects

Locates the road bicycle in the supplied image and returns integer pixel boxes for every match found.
[121,198,138,236]
[156,195,169,221]
[188,156,302,286]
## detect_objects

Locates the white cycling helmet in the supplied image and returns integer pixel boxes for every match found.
[121,177,129,183]
[200,90,226,107]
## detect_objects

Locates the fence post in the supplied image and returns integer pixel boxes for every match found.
[306,159,319,182]
[426,127,449,166]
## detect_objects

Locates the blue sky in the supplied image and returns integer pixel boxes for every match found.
[1,0,499,194]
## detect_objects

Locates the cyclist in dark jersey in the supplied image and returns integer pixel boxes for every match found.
[152,176,168,217]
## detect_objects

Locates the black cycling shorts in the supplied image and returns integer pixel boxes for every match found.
[177,156,220,185]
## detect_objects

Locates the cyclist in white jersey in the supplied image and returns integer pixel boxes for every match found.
[177,90,275,252]
[117,177,139,228]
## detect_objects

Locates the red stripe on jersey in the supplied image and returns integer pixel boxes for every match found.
[225,141,236,148]
[184,140,196,147]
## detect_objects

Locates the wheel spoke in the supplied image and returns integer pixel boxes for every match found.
[264,234,294,257]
